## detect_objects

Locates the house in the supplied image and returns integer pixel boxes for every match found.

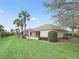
[26,24,65,40]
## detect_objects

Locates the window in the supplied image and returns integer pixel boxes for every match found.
[36,32,40,37]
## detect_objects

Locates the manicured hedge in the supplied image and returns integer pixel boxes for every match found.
[48,31,58,42]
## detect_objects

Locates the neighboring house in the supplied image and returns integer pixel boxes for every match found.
[26,24,65,40]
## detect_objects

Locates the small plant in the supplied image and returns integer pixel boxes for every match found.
[48,31,58,42]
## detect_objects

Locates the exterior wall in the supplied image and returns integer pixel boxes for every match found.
[40,30,49,37]
[30,32,36,37]
[28,30,64,39]
[40,30,64,38]
[56,31,64,38]
[29,31,40,37]
[26,37,39,40]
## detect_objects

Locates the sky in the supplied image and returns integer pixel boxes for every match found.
[0,0,56,31]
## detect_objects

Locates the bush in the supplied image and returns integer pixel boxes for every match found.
[0,31,15,38]
[5,32,15,37]
[72,32,79,37]
[63,32,72,39]
[48,31,58,42]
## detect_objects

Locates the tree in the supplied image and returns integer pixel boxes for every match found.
[13,19,21,37]
[43,0,65,10]
[10,29,15,35]
[13,10,30,38]
[0,25,4,31]
[20,19,24,37]
[43,0,79,10]
[43,0,79,32]
[13,19,21,30]
[55,9,79,31]
[0,25,4,38]
[18,10,30,31]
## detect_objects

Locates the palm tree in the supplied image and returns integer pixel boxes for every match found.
[13,19,21,31]
[13,10,30,38]
[20,19,24,37]
[0,25,4,31]
[18,10,30,30]
[13,19,21,37]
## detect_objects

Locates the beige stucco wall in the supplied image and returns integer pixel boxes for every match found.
[40,30,49,37]
[40,30,64,38]
[56,31,64,38]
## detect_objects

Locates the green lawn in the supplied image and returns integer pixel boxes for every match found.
[0,36,79,59]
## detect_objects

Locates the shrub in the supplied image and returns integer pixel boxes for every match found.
[48,31,58,42]
[63,32,72,40]
[0,31,15,38]
[72,32,79,37]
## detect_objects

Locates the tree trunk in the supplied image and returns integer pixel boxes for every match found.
[17,26,20,38]
[71,28,74,38]
[24,19,26,31]
[24,24,26,30]
[72,28,74,32]
[21,25,24,38]
[1,31,3,38]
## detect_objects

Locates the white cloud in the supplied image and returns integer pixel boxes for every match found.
[30,17,36,21]
[0,9,4,14]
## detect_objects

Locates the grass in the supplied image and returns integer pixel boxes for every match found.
[0,36,79,59]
